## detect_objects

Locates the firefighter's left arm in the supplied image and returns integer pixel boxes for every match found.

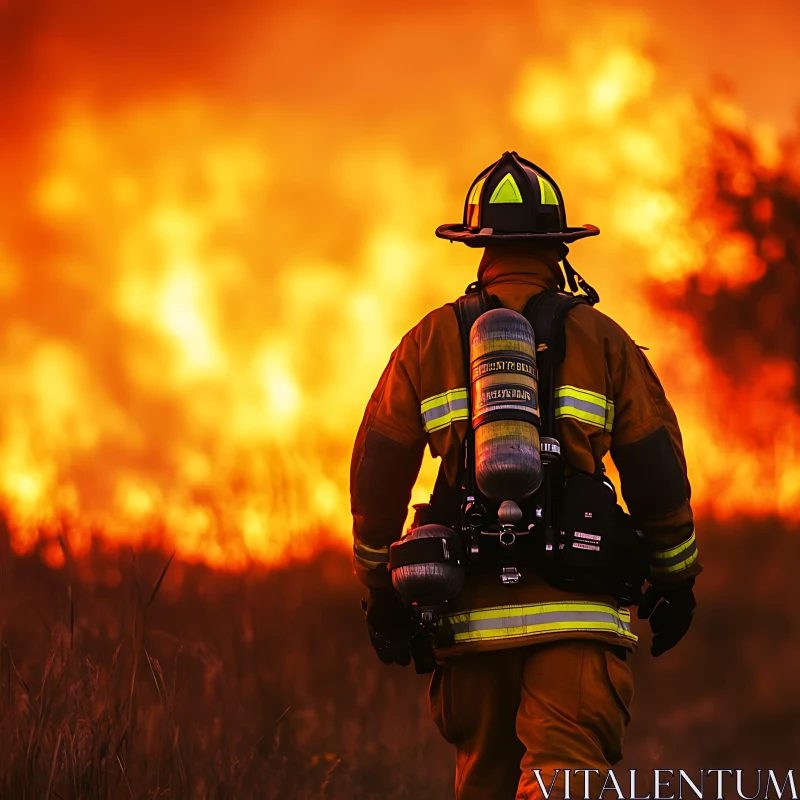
[609,334,700,586]
[556,309,699,586]
[350,329,427,590]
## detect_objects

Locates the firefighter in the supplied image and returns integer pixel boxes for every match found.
[350,152,701,799]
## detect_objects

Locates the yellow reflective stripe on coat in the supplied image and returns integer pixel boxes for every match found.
[421,388,469,433]
[554,385,615,432]
[353,537,390,570]
[650,530,698,578]
[441,601,637,644]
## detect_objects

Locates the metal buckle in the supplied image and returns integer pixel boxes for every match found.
[501,566,521,585]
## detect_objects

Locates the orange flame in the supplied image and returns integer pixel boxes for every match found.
[0,4,798,569]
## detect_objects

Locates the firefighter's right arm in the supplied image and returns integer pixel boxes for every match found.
[609,335,701,586]
[350,330,427,591]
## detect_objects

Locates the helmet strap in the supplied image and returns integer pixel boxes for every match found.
[465,280,483,294]
[562,256,600,306]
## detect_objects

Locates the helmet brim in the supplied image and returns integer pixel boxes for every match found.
[435,223,600,247]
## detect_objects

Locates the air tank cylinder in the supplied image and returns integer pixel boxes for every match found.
[470,308,542,501]
[390,524,466,608]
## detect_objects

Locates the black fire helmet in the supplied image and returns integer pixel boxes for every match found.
[436,151,599,247]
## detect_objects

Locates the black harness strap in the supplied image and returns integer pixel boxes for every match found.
[521,290,590,442]
[453,287,495,499]
[521,290,591,558]
[427,286,494,516]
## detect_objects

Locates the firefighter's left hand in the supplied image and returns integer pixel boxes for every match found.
[638,579,696,657]
[362,589,414,666]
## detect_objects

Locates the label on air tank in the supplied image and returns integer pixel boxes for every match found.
[471,348,540,427]
[474,385,539,417]
[480,386,534,403]
[472,355,538,381]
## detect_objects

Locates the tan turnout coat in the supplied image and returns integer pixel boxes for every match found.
[350,249,700,657]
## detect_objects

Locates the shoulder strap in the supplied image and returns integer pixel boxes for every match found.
[454,288,493,372]
[428,285,496,514]
[522,289,589,362]
[522,290,589,440]
[521,290,592,545]
[452,287,498,499]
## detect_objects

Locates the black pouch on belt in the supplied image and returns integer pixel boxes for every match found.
[543,472,616,593]
[543,471,648,604]
[560,472,616,573]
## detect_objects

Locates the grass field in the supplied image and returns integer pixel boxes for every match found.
[1,519,798,798]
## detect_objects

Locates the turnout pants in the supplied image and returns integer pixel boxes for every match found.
[429,640,634,800]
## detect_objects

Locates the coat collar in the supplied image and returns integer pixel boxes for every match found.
[477,247,564,292]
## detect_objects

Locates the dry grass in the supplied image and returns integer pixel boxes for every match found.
[0,527,449,799]
[1,519,799,798]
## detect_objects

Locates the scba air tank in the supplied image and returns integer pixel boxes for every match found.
[470,308,542,501]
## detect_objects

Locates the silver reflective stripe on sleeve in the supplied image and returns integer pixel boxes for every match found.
[421,388,470,433]
[554,386,615,432]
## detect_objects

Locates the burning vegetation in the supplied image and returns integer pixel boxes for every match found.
[0,0,799,796]
[0,3,797,566]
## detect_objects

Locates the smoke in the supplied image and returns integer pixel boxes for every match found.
[671,121,800,401]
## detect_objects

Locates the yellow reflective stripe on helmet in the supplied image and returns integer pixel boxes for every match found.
[468,177,486,206]
[537,175,559,205]
[353,538,390,570]
[421,388,469,433]
[489,173,523,204]
[467,177,486,227]
[442,601,637,644]
[554,386,614,432]
[650,530,698,577]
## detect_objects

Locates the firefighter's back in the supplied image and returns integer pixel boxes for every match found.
[352,151,700,800]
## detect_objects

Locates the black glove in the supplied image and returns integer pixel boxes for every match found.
[362,588,414,667]
[638,579,696,657]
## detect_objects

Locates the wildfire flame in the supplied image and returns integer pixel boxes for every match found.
[0,3,798,569]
